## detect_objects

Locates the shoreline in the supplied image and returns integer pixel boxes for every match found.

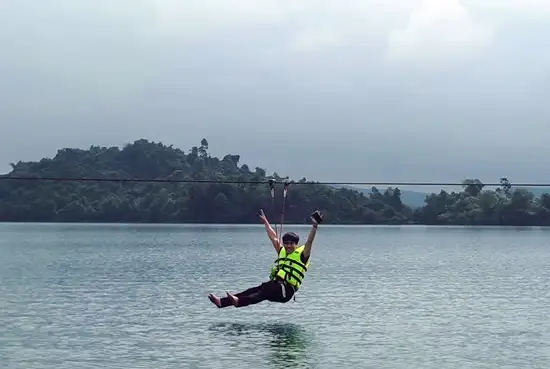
[1,221,549,228]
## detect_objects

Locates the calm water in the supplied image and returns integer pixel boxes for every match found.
[1,223,549,369]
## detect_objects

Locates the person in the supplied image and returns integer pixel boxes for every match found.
[208,209,323,308]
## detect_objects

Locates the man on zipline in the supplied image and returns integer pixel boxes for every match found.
[208,208,323,308]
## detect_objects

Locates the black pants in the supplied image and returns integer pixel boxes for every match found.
[220,280,295,308]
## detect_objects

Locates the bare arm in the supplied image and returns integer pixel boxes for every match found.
[259,209,281,253]
[303,210,322,260]
[302,224,317,260]
[265,222,281,253]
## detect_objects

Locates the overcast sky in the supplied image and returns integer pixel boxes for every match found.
[1,0,549,192]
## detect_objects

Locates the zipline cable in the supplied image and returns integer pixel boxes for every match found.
[277,181,290,244]
[268,179,279,240]
[1,176,549,187]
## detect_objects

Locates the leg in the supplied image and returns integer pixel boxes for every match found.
[208,284,264,308]
[228,280,294,307]
[226,282,270,308]
[234,285,263,298]
[263,280,294,303]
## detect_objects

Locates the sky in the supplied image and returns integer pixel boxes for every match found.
[1,0,550,192]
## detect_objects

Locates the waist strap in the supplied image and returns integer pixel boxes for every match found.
[275,278,298,301]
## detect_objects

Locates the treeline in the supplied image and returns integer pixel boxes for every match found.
[412,178,550,226]
[0,139,410,224]
[0,139,548,226]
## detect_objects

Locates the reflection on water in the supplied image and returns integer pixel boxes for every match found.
[210,322,317,368]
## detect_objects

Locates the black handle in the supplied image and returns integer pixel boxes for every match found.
[311,210,323,224]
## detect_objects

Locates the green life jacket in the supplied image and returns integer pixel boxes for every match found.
[269,245,310,290]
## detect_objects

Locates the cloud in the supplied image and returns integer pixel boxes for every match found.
[474,0,550,15]
[386,0,494,65]
[288,29,341,52]
[146,0,550,63]
[1,0,550,183]
[19,0,540,68]
[148,1,416,50]
[150,0,287,38]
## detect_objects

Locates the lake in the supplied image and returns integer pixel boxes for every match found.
[1,223,549,368]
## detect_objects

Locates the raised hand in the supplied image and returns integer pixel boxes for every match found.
[310,210,323,225]
[259,209,268,224]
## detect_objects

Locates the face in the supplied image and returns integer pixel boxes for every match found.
[283,241,297,253]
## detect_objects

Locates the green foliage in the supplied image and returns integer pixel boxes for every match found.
[412,178,550,226]
[1,139,548,225]
[0,139,412,224]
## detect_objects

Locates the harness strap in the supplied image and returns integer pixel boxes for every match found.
[280,265,305,280]
[274,257,308,271]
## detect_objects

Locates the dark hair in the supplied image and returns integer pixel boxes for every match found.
[282,232,299,244]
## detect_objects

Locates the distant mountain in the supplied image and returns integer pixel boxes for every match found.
[2,137,550,225]
[0,139,415,224]
[524,187,550,197]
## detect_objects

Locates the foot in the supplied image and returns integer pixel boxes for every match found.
[226,292,239,306]
[208,293,222,308]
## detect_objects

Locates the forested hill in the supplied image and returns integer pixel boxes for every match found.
[1,139,549,226]
[0,139,412,224]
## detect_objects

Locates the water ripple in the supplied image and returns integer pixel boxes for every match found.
[1,223,549,368]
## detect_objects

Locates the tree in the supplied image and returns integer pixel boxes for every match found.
[462,179,485,197]
[499,177,512,196]
[1,138,549,226]
[199,138,209,157]
[0,138,414,224]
